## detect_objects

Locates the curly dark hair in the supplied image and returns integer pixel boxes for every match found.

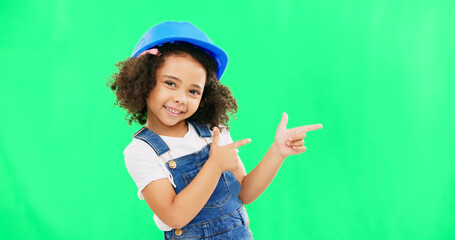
[108,42,238,129]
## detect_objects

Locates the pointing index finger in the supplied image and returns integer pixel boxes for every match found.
[230,138,252,149]
[292,124,323,137]
[303,124,323,132]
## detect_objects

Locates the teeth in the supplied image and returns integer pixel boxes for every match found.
[164,106,182,114]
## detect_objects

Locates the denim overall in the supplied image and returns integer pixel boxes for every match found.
[133,122,253,240]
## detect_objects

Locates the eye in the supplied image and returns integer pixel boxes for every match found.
[164,81,176,87]
[189,89,201,96]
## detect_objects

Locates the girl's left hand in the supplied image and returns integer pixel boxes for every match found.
[274,112,323,157]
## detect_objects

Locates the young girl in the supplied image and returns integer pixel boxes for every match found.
[109,21,322,239]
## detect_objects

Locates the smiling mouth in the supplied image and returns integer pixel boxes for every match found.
[164,106,184,115]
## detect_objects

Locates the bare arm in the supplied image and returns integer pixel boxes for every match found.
[142,160,222,229]
[142,127,250,229]
[238,113,323,204]
[238,142,284,204]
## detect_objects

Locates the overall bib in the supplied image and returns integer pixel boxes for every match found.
[134,122,253,240]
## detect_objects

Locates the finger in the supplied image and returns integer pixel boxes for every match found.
[292,124,323,135]
[287,139,304,147]
[212,127,220,146]
[289,131,306,141]
[230,138,251,149]
[277,112,288,130]
[292,146,307,154]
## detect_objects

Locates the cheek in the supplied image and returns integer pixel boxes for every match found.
[147,87,166,104]
[145,94,162,110]
[189,98,202,111]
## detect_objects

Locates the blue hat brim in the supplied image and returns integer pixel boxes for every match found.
[131,37,228,80]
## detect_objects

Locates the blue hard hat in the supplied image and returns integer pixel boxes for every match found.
[131,21,228,80]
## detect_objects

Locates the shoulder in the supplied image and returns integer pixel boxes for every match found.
[123,138,161,167]
[124,138,156,157]
[123,138,168,182]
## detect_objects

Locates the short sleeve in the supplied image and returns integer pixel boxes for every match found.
[219,126,234,146]
[123,141,169,200]
[217,126,241,154]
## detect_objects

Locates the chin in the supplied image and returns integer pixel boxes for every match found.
[162,119,186,127]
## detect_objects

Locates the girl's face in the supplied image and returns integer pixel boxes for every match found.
[146,54,206,133]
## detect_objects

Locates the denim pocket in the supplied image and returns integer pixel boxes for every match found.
[182,170,231,208]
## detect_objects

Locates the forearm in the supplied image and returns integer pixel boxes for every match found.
[161,160,223,228]
[238,142,285,204]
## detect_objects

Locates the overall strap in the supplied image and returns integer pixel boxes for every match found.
[132,127,170,156]
[188,121,212,138]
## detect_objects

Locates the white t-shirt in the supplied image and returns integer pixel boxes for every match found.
[123,124,234,231]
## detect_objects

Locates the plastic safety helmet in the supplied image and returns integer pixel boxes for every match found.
[131,21,228,80]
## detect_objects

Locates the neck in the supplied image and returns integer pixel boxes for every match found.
[145,120,188,138]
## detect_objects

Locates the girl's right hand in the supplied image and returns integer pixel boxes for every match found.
[208,127,251,172]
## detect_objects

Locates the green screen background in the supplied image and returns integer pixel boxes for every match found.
[1,0,454,239]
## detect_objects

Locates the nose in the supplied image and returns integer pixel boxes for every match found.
[173,91,187,105]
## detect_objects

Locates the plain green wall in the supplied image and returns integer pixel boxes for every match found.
[1,0,454,239]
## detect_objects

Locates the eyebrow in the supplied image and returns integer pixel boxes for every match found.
[163,75,203,90]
